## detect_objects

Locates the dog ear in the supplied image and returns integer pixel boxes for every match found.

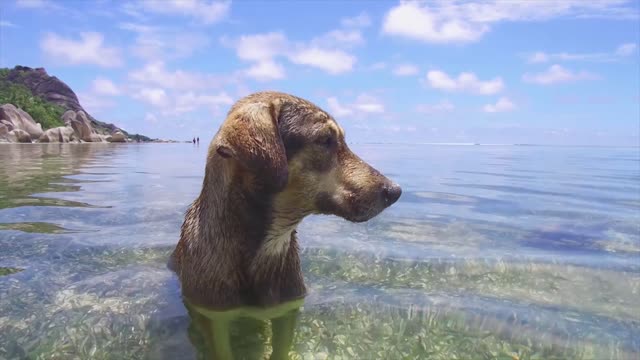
[215,100,288,192]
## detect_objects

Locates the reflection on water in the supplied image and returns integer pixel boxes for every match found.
[0,143,638,359]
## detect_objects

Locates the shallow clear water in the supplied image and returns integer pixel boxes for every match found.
[0,143,638,360]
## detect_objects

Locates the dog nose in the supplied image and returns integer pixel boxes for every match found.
[382,183,402,205]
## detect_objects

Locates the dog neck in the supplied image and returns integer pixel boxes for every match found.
[199,157,308,255]
[252,206,307,267]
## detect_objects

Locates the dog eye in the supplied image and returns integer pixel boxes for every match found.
[316,136,334,149]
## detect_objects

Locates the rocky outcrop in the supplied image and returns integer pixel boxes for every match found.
[1,119,14,131]
[0,124,8,138]
[6,66,82,112]
[1,65,153,143]
[38,126,76,143]
[106,130,127,143]
[0,105,112,143]
[4,66,119,134]
[0,104,44,139]
[7,129,32,143]
[63,110,102,142]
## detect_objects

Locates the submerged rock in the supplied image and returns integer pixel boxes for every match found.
[1,119,14,131]
[63,110,104,142]
[0,123,8,139]
[7,129,32,143]
[107,130,127,143]
[0,104,44,139]
[38,126,76,143]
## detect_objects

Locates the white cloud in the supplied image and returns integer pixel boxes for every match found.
[120,23,210,61]
[367,62,387,71]
[132,86,233,116]
[307,17,368,50]
[341,12,372,28]
[40,32,123,68]
[526,51,604,63]
[77,92,116,114]
[416,100,454,113]
[326,93,385,118]
[244,61,285,81]
[172,92,233,115]
[382,2,489,44]
[224,24,360,77]
[118,22,157,33]
[292,23,365,72]
[327,97,353,117]
[120,3,148,20]
[132,0,230,24]
[522,64,599,85]
[426,70,504,95]
[312,29,365,48]
[222,32,295,81]
[15,0,58,9]
[289,48,356,74]
[353,94,384,113]
[382,1,637,44]
[525,43,639,63]
[392,63,419,76]
[91,77,121,96]
[145,113,159,124]
[0,21,17,27]
[134,88,169,107]
[527,52,549,63]
[483,97,516,112]
[128,61,231,91]
[125,62,241,117]
[616,42,638,56]
[127,63,235,115]
[227,32,289,62]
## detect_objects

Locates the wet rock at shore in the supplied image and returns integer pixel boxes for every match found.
[0,123,8,139]
[63,110,104,142]
[38,126,77,143]
[106,130,127,143]
[0,104,44,139]
[7,129,32,143]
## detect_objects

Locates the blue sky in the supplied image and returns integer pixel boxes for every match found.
[0,0,639,145]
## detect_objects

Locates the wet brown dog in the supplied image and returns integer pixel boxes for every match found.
[169,91,401,359]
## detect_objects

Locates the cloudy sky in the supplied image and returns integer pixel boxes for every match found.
[1,0,639,145]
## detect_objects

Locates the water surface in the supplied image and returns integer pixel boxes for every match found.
[0,143,638,359]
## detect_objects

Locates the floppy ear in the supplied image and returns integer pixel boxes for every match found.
[214,100,288,192]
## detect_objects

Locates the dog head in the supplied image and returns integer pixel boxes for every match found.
[210,91,401,223]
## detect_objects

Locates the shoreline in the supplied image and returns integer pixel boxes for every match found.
[0,140,189,144]
[1,142,638,148]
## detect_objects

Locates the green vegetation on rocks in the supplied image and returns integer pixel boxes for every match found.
[0,267,22,277]
[0,66,154,140]
[0,68,65,130]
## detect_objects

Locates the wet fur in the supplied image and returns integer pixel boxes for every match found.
[169,91,401,310]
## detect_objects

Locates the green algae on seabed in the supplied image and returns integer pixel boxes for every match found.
[0,267,23,276]
[0,196,100,209]
[0,246,637,360]
[2,291,625,360]
[0,222,69,234]
[303,248,640,323]
[187,301,624,360]
[286,302,629,360]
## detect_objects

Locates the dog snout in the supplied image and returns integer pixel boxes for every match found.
[382,182,402,205]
